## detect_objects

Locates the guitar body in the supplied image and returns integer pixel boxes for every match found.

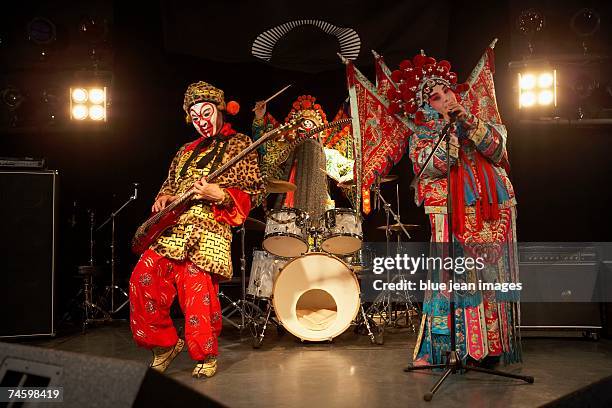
[131,199,189,254]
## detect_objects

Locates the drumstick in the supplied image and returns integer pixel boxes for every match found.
[252,84,292,111]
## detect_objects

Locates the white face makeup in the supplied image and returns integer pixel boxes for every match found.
[427,84,458,118]
[189,102,219,137]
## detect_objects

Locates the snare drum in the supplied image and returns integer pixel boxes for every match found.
[321,208,363,256]
[247,250,287,299]
[263,208,309,258]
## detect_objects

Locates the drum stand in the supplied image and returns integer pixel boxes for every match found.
[219,225,263,332]
[366,182,419,333]
[250,298,284,348]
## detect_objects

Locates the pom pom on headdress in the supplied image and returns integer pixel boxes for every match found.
[226,100,240,115]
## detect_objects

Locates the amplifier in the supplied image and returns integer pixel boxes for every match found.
[0,157,46,169]
[518,244,602,334]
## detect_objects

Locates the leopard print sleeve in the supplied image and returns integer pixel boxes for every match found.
[155,143,188,201]
[217,133,265,201]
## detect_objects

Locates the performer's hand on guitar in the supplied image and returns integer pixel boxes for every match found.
[152,195,177,212]
[193,178,225,203]
[254,100,267,120]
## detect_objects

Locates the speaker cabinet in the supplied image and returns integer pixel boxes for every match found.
[0,170,58,338]
[0,342,224,407]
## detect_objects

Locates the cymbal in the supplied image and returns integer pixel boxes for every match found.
[244,217,266,231]
[376,223,421,232]
[338,180,355,188]
[266,178,297,193]
[380,174,398,183]
[339,174,398,188]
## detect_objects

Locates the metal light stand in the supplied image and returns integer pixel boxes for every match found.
[96,183,139,316]
[403,119,534,401]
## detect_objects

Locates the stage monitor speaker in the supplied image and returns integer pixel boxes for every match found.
[518,246,602,331]
[0,342,225,407]
[0,170,58,338]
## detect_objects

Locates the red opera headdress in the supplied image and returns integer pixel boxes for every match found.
[284,95,327,125]
[386,51,469,120]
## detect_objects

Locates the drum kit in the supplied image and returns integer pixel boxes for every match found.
[221,174,420,347]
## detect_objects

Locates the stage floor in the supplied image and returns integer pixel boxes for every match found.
[25,321,612,408]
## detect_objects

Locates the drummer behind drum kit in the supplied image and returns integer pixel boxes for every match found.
[223,174,420,347]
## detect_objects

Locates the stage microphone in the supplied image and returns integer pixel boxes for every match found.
[132,182,139,200]
[448,110,459,122]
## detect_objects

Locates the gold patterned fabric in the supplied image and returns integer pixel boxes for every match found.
[151,132,263,279]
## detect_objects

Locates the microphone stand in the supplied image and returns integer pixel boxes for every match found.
[404,117,533,401]
[96,183,139,315]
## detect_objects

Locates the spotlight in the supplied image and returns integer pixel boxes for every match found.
[72,104,88,120]
[518,70,556,109]
[88,88,105,104]
[520,92,536,107]
[69,86,107,122]
[520,74,536,90]
[89,105,105,121]
[538,73,554,88]
[538,91,554,105]
[71,88,88,103]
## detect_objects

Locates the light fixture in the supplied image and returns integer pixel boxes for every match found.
[518,70,556,109]
[70,86,107,122]
[71,88,88,103]
[71,104,88,120]
[89,105,105,120]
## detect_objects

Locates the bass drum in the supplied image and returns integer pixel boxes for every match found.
[272,252,360,342]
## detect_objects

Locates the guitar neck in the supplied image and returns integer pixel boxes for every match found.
[153,122,299,218]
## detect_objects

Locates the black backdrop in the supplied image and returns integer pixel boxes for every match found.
[1,1,611,319]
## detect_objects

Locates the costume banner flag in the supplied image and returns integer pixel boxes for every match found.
[346,60,413,214]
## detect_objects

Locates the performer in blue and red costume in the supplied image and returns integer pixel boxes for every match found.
[387,41,521,367]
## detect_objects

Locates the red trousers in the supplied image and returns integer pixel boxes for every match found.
[129,249,222,361]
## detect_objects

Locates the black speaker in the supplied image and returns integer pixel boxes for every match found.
[0,171,57,338]
[518,245,602,331]
[0,342,225,407]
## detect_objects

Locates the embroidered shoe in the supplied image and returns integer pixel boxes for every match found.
[150,338,185,373]
[192,357,217,378]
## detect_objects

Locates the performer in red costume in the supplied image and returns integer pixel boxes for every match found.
[129,81,263,378]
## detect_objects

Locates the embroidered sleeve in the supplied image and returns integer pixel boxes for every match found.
[409,132,459,180]
[465,116,507,164]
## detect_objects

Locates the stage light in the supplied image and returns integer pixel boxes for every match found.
[520,74,536,90]
[89,105,105,121]
[71,88,88,103]
[520,92,536,107]
[518,70,556,109]
[69,86,107,122]
[72,104,88,120]
[538,90,554,105]
[538,73,554,88]
[88,88,105,104]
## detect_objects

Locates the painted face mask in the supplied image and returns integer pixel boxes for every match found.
[189,102,219,137]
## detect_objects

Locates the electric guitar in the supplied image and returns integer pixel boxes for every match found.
[131,120,302,254]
